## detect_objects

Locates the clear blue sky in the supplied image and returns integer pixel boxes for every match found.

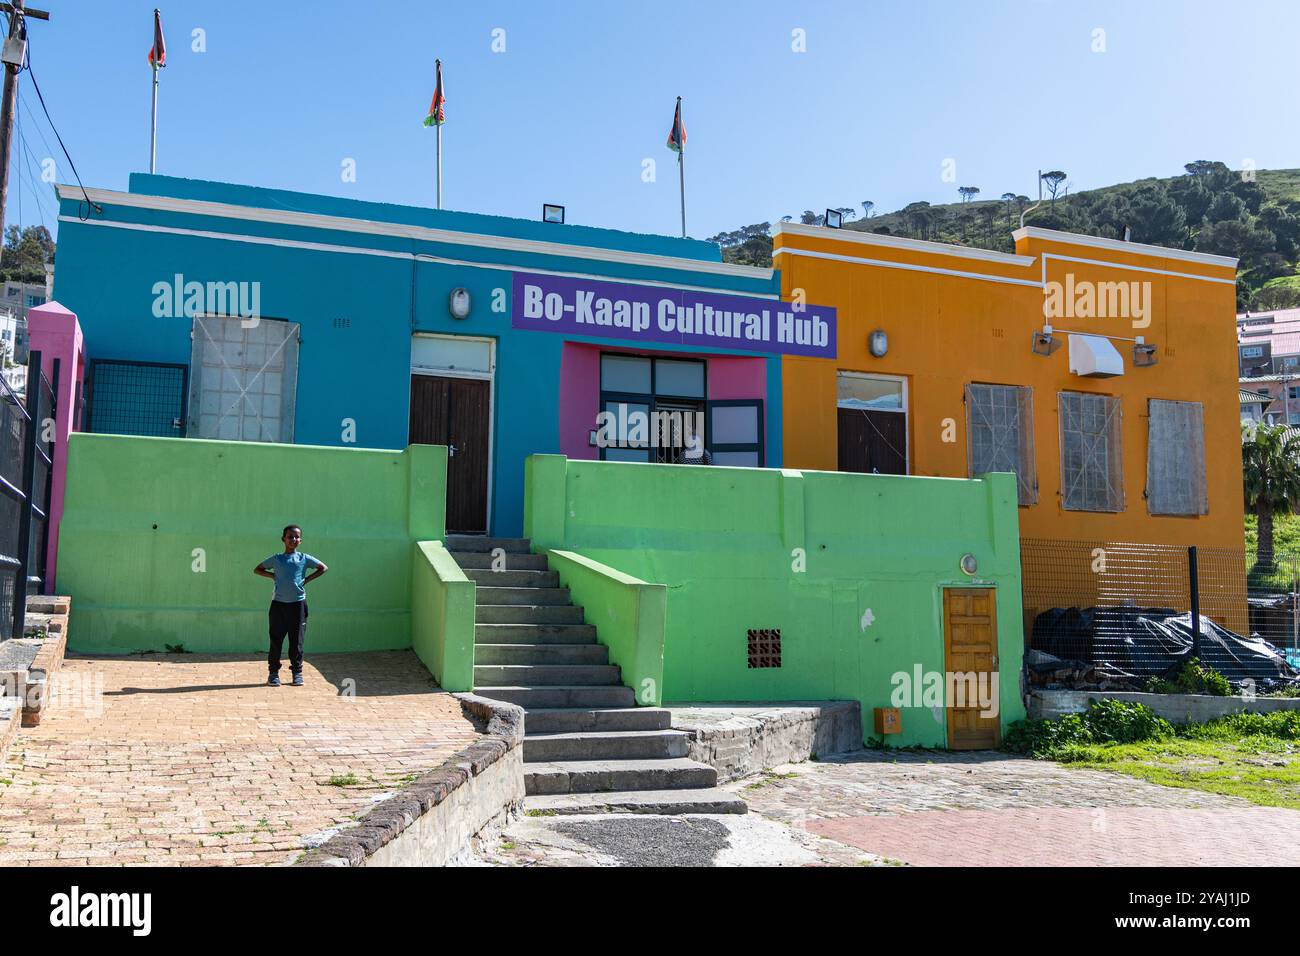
[12,0,1298,242]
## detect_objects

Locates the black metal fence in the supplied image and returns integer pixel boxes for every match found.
[0,352,56,640]
[1020,538,1297,687]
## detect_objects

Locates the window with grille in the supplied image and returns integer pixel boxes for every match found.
[1145,399,1207,516]
[1058,392,1124,513]
[188,315,299,443]
[747,629,781,668]
[86,360,187,437]
[965,383,1036,505]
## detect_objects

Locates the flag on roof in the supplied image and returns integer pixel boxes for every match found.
[148,8,166,70]
[666,96,686,154]
[423,59,446,127]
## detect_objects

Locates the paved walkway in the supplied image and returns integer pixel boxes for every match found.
[0,651,478,866]
[473,749,1300,867]
[735,751,1300,867]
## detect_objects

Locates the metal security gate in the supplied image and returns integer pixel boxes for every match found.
[0,352,56,640]
[86,359,187,437]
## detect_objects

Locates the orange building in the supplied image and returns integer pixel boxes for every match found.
[775,222,1245,632]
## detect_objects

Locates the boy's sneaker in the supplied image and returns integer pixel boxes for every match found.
[267,674,281,687]
[291,672,304,686]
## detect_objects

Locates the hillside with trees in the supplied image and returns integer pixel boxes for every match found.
[708,162,1300,311]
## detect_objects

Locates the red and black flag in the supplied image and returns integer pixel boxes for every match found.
[666,96,686,156]
[423,59,446,127]
[148,8,166,70]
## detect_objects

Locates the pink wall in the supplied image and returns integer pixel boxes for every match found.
[26,302,84,592]
[557,341,767,459]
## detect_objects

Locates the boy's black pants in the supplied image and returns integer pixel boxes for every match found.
[268,600,308,674]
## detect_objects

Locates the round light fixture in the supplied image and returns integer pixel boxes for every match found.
[869,329,888,358]
[960,553,978,576]
[449,287,471,320]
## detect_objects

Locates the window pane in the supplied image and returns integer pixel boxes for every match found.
[654,359,704,398]
[1146,399,1207,516]
[966,384,1036,506]
[712,451,760,467]
[605,447,650,463]
[711,404,759,444]
[1059,392,1123,512]
[601,400,650,448]
[837,373,903,411]
[601,355,651,393]
[411,335,491,375]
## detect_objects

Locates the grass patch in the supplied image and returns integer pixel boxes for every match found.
[325,773,360,787]
[1007,701,1300,808]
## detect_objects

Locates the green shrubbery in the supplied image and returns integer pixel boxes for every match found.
[1004,699,1173,758]
[1006,699,1300,760]
[1144,658,1232,697]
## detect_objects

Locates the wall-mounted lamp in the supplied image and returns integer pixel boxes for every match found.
[868,329,888,358]
[1133,337,1158,367]
[448,287,471,320]
[825,208,843,229]
[960,553,979,576]
[542,203,565,224]
[1031,326,1062,356]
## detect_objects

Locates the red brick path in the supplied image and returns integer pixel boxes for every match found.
[0,651,478,866]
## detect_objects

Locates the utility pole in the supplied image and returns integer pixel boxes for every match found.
[0,2,49,247]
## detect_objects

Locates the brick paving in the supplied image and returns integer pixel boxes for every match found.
[732,750,1300,866]
[0,651,478,866]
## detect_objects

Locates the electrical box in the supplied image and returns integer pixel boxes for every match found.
[1,35,26,69]
[873,707,901,736]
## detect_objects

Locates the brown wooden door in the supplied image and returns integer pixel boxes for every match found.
[409,374,490,534]
[837,408,906,474]
[943,588,1001,750]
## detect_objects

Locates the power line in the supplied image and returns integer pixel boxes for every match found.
[22,37,98,218]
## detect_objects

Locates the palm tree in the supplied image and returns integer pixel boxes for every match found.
[1242,422,1300,572]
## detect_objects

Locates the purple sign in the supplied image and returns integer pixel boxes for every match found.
[511,271,836,359]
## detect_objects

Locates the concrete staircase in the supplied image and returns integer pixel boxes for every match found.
[448,534,745,815]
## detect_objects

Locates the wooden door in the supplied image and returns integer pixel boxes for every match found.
[837,408,906,474]
[409,374,490,534]
[943,588,1001,750]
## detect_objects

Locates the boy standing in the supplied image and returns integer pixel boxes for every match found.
[254,525,328,686]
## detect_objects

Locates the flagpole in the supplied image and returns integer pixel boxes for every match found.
[678,146,686,238]
[150,68,158,174]
[436,124,442,210]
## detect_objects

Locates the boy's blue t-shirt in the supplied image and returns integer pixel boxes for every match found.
[260,551,322,603]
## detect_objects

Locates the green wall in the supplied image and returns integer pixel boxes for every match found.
[525,455,1026,747]
[57,434,447,654]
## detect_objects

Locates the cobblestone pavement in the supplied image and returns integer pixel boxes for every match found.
[0,652,478,866]
[731,751,1300,867]
[473,749,1300,867]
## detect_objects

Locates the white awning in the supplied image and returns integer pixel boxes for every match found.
[1068,333,1124,378]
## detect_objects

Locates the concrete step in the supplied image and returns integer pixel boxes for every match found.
[475,643,609,666]
[463,569,559,588]
[523,729,691,762]
[476,604,585,625]
[475,586,571,607]
[445,535,531,553]
[452,551,550,571]
[473,663,620,687]
[474,623,597,645]
[524,707,672,734]
[524,758,718,796]
[525,788,748,816]
[474,685,636,709]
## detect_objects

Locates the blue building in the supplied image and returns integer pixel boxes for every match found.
[54,175,835,535]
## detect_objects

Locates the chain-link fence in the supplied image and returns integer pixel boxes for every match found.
[1021,538,1297,689]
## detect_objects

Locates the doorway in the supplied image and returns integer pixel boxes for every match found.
[942,587,1001,750]
[836,372,907,474]
[409,335,494,534]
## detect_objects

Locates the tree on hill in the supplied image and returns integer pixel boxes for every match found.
[1040,171,1069,208]
[861,200,875,218]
